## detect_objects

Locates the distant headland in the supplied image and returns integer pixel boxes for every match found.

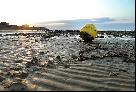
[0,22,49,30]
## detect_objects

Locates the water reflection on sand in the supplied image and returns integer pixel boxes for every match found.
[0,31,135,91]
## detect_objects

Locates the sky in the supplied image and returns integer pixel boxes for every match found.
[0,0,135,26]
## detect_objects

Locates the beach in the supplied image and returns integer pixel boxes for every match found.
[0,30,135,91]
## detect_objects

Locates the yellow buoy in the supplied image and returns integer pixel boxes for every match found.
[80,24,97,42]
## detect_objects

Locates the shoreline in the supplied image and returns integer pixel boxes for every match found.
[0,30,135,37]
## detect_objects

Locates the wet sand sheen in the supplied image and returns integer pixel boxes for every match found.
[0,31,135,91]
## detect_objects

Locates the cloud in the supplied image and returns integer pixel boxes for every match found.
[90,17,115,23]
[37,17,115,25]
[35,17,135,30]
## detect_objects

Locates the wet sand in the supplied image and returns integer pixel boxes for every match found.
[0,31,135,91]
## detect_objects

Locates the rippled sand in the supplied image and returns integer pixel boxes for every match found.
[0,32,135,91]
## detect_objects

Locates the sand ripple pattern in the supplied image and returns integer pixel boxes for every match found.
[22,63,135,91]
[0,32,135,91]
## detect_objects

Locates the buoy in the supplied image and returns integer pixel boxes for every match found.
[80,24,97,42]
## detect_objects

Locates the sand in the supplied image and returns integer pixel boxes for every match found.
[0,31,135,91]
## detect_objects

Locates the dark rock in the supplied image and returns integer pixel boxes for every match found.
[9,70,28,79]
[56,55,61,61]
[99,36,104,38]
[107,51,116,57]
[31,66,42,71]
[46,61,56,68]
[64,64,70,68]
[8,82,29,91]
[10,65,22,71]
[109,72,119,76]
[35,39,38,42]
[79,39,82,42]
[25,62,32,68]
[79,54,86,61]
[71,55,78,59]
[119,69,128,73]
[0,76,5,82]
[18,71,28,79]
[31,57,39,64]
[39,51,44,55]
[25,45,29,49]
[14,59,23,63]
[26,57,40,67]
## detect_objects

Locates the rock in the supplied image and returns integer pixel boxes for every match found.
[119,69,128,73]
[17,71,28,79]
[14,59,23,63]
[24,45,30,49]
[71,55,78,59]
[107,51,116,57]
[31,57,39,64]
[129,56,135,62]
[109,72,119,76]
[99,35,104,38]
[0,76,5,82]
[56,55,61,61]
[26,57,40,68]
[8,82,29,91]
[39,51,44,55]
[46,61,56,68]
[31,66,41,71]
[35,39,38,42]
[10,65,22,71]
[25,62,32,68]
[78,54,85,61]
[64,64,70,68]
